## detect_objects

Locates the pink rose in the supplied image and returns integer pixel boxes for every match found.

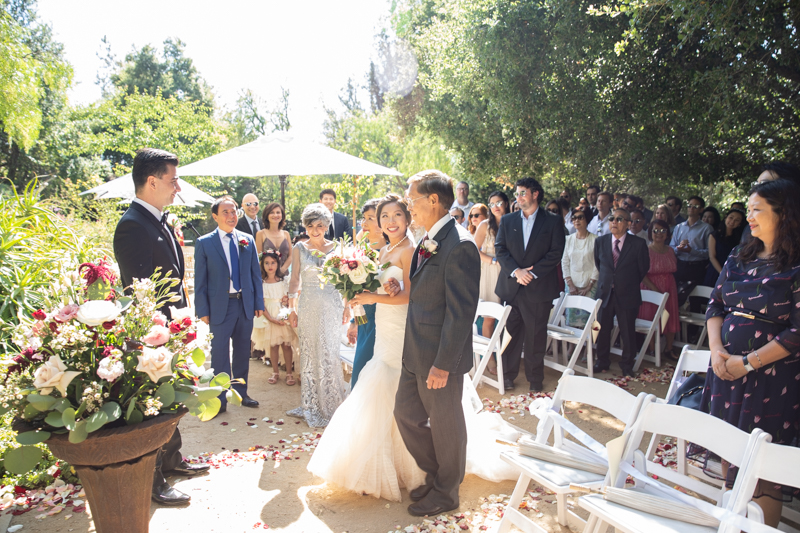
[152,312,167,327]
[54,304,80,323]
[142,325,171,347]
[339,263,351,274]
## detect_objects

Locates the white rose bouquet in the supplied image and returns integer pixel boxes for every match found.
[0,258,239,476]
[316,236,386,324]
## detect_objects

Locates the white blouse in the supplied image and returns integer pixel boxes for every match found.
[561,232,599,289]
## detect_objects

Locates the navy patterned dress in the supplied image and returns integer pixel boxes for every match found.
[701,247,800,448]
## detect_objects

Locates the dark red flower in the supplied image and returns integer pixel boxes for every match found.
[48,322,59,333]
[22,347,36,358]
[13,486,26,494]
[347,260,359,270]
[181,316,192,327]
[182,332,197,344]
[32,310,46,321]
[101,320,116,330]
[78,258,117,287]
[169,321,183,334]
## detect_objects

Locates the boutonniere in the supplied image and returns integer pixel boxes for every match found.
[418,239,438,259]
[238,238,249,249]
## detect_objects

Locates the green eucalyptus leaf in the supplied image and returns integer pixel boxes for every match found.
[15,430,51,445]
[195,387,223,403]
[155,383,175,406]
[195,398,221,422]
[69,420,88,443]
[22,403,40,419]
[198,368,215,384]
[209,372,231,388]
[52,398,71,412]
[62,408,76,431]
[3,445,44,474]
[44,410,66,428]
[100,402,122,422]
[0,405,10,417]
[116,296,133,311]
[190,348,205,368]
[125,399,136,420]
[225,388,242,406]
[86,411,109,433]
[126,409,144,425]
[27,393,56,411]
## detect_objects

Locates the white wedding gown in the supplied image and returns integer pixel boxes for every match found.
[307,266,521,502]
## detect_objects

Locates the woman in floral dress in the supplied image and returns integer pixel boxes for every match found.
[701,179,800,527]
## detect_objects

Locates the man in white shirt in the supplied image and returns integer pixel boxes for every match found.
[236,193,261,236]
[588,191,612,237]
[628,209,648,240]
[450,181,473,228]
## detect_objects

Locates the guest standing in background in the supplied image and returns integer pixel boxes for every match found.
[653,204,676,228]
[666,196,685,224]
[449,207,465,227]
[467,203,488,235]
[701,179,800,528]
[638,219,680,361]
[701,206,721,231]
[236,193,261,236]
[587,191,612,237]
[705,208,746,286]
[320,188,353,241]
[739,161,800,244]
[586,185,600,216]
[347,198,384,389]
[287,203,350,426]
[255,202,292,274]
[451,181,474,228]
[561,207,598,328]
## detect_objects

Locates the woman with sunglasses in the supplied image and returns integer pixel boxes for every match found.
[474,192,509,375]
[467,203,489,235]
[562,207,598,328]
[638,219,680,360]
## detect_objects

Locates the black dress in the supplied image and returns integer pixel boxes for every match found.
[700,246,800,447]
[703,230,742,287]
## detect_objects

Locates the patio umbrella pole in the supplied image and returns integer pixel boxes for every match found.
[279,174,287,209]
[352,175,358,243]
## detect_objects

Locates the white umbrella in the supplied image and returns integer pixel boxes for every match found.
[178,132,403,178]
[80,174,214,207]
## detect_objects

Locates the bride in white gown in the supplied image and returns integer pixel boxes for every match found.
[307,195,520,502]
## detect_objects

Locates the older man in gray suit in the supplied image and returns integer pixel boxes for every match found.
[394,170,481,517]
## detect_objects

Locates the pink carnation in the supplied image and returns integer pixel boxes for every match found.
[54,304,80,323]
[152,312,167,327]
[340,263,351,274]
[142,325,171,347]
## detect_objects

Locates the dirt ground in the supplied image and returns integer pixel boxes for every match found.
[6,358,669,533]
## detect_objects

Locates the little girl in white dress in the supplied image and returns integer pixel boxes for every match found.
[251,249,297,385]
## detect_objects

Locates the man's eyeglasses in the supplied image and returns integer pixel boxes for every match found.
[609,216,630,223]
[469,214,481,219]
[488,201,505,208]
[244,202,259,207]
[632,218,643,224]
[687,204,703,209]
[652,228,668,234]
[405,194,429,206]
[570,215,585,221]
[515,190,529,198]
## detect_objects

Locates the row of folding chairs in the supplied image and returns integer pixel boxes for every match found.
[495,350,800,533]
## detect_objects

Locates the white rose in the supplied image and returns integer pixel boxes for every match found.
[424,239,439,253]
[33,355,81,396]
[348,265,369,284]
[136,346,174,383]
[168,306,194,322]
[75,300,121,327]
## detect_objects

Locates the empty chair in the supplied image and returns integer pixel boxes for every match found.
[676,285,714,349]
[471,301,512,394]
[544,295,603,377]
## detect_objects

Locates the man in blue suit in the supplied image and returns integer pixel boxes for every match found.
[195,196,265,412]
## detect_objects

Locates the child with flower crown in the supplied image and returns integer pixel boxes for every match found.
[251,249,297,385]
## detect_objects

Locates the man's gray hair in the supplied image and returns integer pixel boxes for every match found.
[302,202,333,228]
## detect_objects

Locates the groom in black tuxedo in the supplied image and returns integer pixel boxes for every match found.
[113,148,209,506]
[394,170,480,517]
[494,177,565,392]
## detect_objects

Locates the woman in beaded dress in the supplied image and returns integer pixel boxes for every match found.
[287,203,349,427]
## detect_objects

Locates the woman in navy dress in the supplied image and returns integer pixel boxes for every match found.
[347,199,385,390]
[701,179,800,527]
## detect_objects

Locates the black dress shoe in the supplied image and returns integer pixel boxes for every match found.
[621,367,636,378]
[409,484,433,502]
[503,378,515,391]
[167,461,210,476]
[407,499,458,517]
[529,382,544,392]
[241,397,259,408]
[152,482,190,506]
[593,363,610,373]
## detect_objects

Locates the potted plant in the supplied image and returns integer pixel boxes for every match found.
[1,257,241,532]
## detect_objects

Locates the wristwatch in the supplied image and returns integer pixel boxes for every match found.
[742,354,756,373]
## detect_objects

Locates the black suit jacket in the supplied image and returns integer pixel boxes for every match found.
[593,233,650,309]
[113,202,188,319]
[236,216,259,236]
[494,207,566,305]
[325,211,353,241]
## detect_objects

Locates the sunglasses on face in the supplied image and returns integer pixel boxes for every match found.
[688,204,703,209]
[488,201,505,208]
[570,215,585,221]
[609,216,630,223]
[244,202,259,207]
[469,213,481,219]
[515,190,528,198]
[652,228,668,234]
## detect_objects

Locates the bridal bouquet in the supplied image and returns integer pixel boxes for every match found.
[316,237,385,324]
[1,257,240,476]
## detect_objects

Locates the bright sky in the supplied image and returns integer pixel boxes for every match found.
[36,0,392,142]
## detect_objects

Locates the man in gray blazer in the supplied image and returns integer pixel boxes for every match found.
[394,170,481,517]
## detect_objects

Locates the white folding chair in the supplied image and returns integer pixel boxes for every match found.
[676,285,714,349]
[543,295,602,377]
[645,347,723,496]
[579,402,768,533]
[730,440,800,533]
[496,369,654,533]
[610,289,669,370]
[471,301,512,395]
[544,292,567,354]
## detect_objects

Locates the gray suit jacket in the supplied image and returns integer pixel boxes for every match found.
[403,219,480,376]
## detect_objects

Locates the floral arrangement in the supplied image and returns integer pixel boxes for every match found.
[165,212,185,246]
[0,257,240,475]
[315,237,386,324]
[419,238,438,259]
[238,238,249,249]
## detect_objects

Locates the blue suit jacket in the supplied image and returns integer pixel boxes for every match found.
[194,228,265,325]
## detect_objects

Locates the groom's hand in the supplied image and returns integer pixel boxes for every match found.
[426,366,449,389]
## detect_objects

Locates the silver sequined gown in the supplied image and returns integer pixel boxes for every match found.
[287,244,348,427]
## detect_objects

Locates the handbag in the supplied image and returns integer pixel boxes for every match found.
[667,372,705,411]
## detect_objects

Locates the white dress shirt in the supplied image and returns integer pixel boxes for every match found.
[588,211,611,237]
[425,213,453,242]
[218,229,240,293]
[451,200,474,228]
[513,208,539,279]
[132,197,179,260]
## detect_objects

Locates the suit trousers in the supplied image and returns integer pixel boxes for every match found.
[152,426,183,489]
[596,289,638,372]
[210,298,253,407]
[501,296,552,386]
[394,363,466,509]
